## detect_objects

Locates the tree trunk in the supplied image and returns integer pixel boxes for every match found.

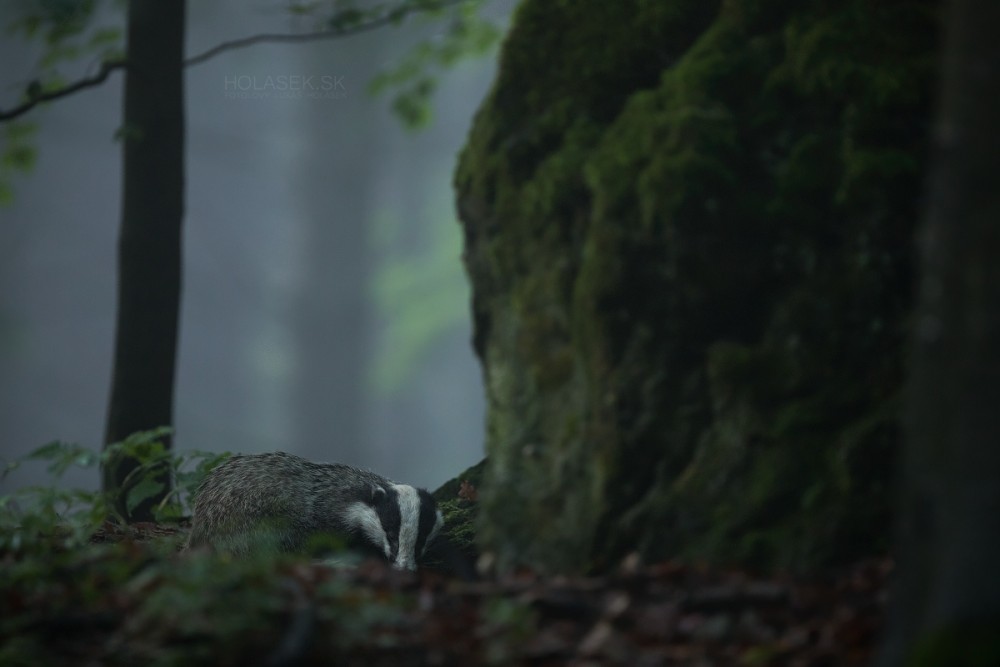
[456,0,938,574]
[878,0,1000,663]
[103,0,185,522]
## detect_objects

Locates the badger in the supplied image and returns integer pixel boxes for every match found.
[185,452,443,570]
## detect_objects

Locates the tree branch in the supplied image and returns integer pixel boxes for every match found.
[0,0,467,122]
[0,59,125,122]
[184,0,466,67]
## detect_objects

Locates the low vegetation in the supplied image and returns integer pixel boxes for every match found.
[2,440,890,665]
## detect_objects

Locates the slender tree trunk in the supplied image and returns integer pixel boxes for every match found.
[878,0,1000,663]
[103,0,186,522]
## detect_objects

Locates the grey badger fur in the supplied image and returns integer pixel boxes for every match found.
[186,452,443,570]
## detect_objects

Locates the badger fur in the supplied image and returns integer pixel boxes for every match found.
[186,452,443,570]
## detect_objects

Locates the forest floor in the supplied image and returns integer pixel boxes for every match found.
[1,521,890,667]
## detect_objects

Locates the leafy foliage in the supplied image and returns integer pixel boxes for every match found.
[0,121,38,205]
[0,537,427,667]
[4,0,124,87]
[0,429,230,553]
[0,528,894,667]
[0,0,503,203]
[241,0,502,129]
[368,0,502,129]
[0,444,893,665]
[0,0,123,201]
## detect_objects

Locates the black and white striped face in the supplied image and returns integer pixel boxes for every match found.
[345,484,444,570]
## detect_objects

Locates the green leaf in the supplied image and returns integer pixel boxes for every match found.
[86,26,121,48]
[328,8,364,30]
[287,1,322,16]
[390,78,437,130]
[39,42,82,68]
[3,145,37,171]
[1,459,21,477]
[5,122,38,141]
[24,440,96,477]
[366,0,502,128]
[126,475,167,516]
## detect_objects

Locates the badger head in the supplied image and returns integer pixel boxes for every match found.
[345,484,444,570]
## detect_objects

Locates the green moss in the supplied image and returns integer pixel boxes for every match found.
[432,459,487,562]
[435,498,477,554]
[457,0,939,574]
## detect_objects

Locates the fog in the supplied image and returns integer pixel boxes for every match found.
[0,1,512,493]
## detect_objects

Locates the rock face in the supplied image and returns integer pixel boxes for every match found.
[456,0,940,574]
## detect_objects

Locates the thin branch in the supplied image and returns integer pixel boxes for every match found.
[0,0,468,123]
[184,0,466,68]
[0,59,125,122]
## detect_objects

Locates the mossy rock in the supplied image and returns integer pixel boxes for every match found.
[427,459,486,573]
[456,0,939,574]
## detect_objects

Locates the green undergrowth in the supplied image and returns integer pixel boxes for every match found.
[0,538,420,667]
[0,437,495,665]
[0,429,229,553]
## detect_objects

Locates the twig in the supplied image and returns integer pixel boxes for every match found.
[0,59,125,122]
[184,0,466,67]
[0,0,468,122]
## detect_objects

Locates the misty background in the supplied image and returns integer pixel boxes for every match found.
[0,1,513,492]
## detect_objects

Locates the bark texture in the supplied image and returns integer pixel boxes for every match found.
[456,0,940,573]
[878,0,1000,663]
[103,0,186,521]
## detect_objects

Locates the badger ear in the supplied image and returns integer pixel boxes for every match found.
[369,485,387,505]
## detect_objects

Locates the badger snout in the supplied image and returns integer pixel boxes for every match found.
[393,555,417,571]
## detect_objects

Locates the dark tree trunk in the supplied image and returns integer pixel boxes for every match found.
[103,0,186,522]
[878,0,1000,664]
[456,0,937,574]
